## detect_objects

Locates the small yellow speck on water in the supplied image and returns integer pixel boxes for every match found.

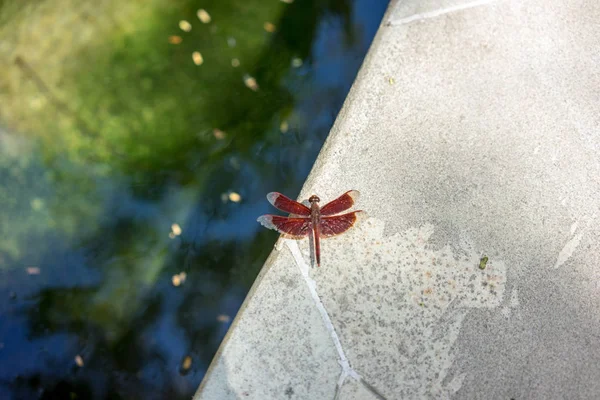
[213,128,226,139]
[243,75,259,91]
[172,272,187,287]
[291,57,303,68]
[263,22,276,32]
[75,355,84,367]
[229,192,242,202]
[179,20,192,32]
[280,121,289,133]
[26,267,41,275]
[197,9,211,23]
[231,58,240,67]
[168,35,182,44]
[182,356,193,371]
[30,96,45,110]
[192,51,203,65]
[172,274,181,287]
[171,223,182,236]
[217,314,231,323]
[30,198,44,210]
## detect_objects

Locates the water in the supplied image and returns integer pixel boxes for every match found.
[0,0,389,398]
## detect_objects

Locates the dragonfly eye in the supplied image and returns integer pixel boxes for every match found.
[308,195,320,204]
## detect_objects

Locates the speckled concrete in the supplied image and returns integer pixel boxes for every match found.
[195,0,600,398]
[197,249,342,399]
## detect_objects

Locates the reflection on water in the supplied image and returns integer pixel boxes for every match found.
[0,0,388,398]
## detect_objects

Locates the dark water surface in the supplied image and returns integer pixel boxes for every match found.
[0,0,388,398]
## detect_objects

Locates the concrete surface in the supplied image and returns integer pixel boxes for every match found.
[195,0,600,398]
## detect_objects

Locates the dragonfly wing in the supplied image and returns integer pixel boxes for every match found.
[266,192,311,216]
[320,190,360,216]
[319,211,365,237]
[257,215,311,236]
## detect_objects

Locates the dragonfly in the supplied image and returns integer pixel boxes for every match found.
[257,190,363,267]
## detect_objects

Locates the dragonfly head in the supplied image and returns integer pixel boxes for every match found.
[308,195,320,204]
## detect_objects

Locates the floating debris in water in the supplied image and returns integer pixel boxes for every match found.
[179,20,192,32]
[280,121,289,133]
[281,0,294,3]
[243,75,259,91]
[227,37,236,47]
[228,192,242,203]
[291,57,303,68]
[168,35,182,44]
[172,272,187,287]
[26,267,40,275]
[30,198,44,210]
[180,356,193,374]
[213,128,226,139]
[263,22,276,32]
[231,58,240,67]
[217,314,231,323]
[479,255,489,270]
[171,223,182,236]
[75,355,84,367]
[197,9,211,23]
[192,51,204,65]
[30,96,45,110]
[220,193,229,203]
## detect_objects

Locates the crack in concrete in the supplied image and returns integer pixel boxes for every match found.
[284,239,387,400]
[388,0,497,26]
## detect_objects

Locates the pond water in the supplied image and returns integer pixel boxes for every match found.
[0,0,388,398]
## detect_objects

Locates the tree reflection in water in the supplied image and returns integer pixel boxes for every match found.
[0,0,389,398]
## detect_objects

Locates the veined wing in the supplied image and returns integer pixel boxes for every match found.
[320,190,360,216]
[266,192,311,216]
[257,215,311,236]
[319,211,364,237]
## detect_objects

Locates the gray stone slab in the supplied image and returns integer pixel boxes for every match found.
[195,249,342,399]
[197,0,600,398]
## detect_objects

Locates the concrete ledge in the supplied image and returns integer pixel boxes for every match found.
[196,0,600,398]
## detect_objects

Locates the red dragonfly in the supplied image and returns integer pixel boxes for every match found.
[257,190,363,267]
